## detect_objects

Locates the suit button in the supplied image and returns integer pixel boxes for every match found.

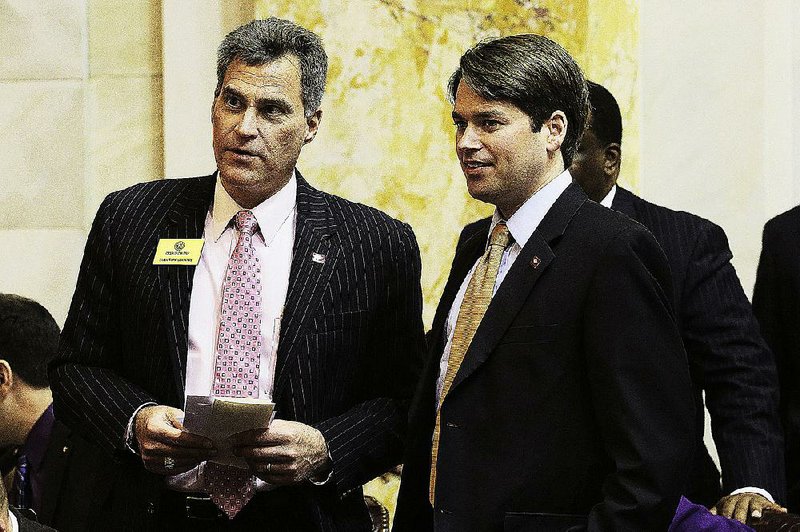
[445,422,460,428]
[62,446,70,454]
[147,502,155,515]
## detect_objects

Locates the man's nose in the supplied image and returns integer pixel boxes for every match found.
[457,124,481,152]
[234,107,259,137]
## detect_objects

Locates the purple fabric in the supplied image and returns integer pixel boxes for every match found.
[669,496,755,532]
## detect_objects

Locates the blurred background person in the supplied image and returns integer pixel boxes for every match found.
[754,206,800,512]
[0,293,112,530]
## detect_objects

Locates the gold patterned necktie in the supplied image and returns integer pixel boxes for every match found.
[429,221,511,503]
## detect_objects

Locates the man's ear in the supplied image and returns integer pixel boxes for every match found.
[304,109,323,144]
[603,143,622,178]
[0,360,12,400]
[544,111,567,153]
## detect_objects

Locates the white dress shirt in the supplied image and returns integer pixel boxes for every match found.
[7,509,18,532]
[599,184,617,208]
[436,170,573,404]
[167,173,296,491]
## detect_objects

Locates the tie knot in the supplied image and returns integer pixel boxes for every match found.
[234,210,258,235]
[489,222,510,248]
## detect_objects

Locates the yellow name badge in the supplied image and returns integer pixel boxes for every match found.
[153,239,204,266]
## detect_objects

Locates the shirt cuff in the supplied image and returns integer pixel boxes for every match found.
[308,447,334,485]
[124,402,158,455]
[730,487,774,503]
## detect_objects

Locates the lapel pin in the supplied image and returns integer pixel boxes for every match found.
[311,252,326,264]
[530,256,541,269]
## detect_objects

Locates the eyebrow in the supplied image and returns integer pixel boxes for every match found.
[220,86,292,111]
[452,110,507,121]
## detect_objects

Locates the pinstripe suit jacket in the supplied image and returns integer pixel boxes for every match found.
[613,187,785,504]
[754,205,800,510]
[50,172,425,531]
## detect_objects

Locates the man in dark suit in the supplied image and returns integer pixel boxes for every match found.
[0,294,112,531]
[571,81,786,522]
[394,34,695,531]
[49,18,424,531]
[754,206,800,512]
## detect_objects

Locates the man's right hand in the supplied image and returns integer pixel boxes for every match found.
[134,405,216,475]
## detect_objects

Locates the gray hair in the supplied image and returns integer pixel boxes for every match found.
[448,34,588,167]
[216,18,328,117]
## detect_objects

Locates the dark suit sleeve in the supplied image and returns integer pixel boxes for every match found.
[584,225,695,531]
[315,222,425,496]
[682,222,784,499]
[49,194,157,455]
[754,219,800,506]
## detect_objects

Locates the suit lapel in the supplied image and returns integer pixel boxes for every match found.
[448,183,587,393]
[408,222,487,435]
[157,175,215,400]
[272,173,341,400]
[428,222,489,356]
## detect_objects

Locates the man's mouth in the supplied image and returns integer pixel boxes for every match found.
[463,160,492,169]
[229,148,259,158]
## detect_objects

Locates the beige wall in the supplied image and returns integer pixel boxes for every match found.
[0,0,163,325]
[640,0,800,298]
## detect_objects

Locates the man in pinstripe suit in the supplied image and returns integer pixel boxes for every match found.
[570,81,786,523]
[50,18,424,531]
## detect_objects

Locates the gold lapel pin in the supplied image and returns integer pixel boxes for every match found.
[530,256,541,269]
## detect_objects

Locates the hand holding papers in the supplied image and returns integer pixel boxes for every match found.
[133,405,216,475]
[183,395,275,469]
[230,419,333,485]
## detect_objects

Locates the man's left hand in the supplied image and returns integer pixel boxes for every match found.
[710,492,787,523]
[231,419,331,485]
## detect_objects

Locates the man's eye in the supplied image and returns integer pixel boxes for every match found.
[482,120,501,129]
[225,95,242,108]
[453,120,466,130]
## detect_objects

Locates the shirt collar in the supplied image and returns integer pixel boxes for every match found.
[7,508,18,532]
[599,184,617,208]
[490,169,573,249]
[210,171,297,243]
[20,404,54,473]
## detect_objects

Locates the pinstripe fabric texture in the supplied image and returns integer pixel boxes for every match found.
[613,187,785,503]
[50,172,425,530]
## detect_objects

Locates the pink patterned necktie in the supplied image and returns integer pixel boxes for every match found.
[205,210,262,519]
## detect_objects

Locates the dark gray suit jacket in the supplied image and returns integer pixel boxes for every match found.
[395,184,695,531]
[50,172,425,531]
[754,205,800,510]
[614,187,785,504]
